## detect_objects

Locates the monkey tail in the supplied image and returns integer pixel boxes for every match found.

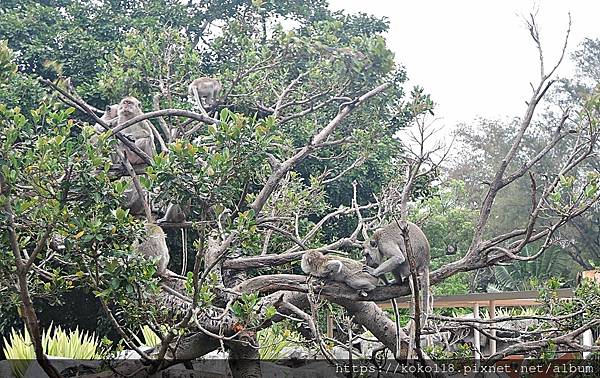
[407,278,416,360]
[422,266,431,321]
[180,228,188,276]
[421,266,431,347]
[391,298,402,361]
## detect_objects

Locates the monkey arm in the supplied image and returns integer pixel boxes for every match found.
[367,255,405,277]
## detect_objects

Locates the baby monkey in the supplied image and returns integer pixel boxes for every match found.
[90,104,119,145]
[301,250,379,297]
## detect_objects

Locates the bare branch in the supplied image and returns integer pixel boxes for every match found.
[257,223,307,249]
[250,82,391,215]
[322,155,366,184]
[467,19,571,252]
[109,109,219,136]
[273,70,311,118]
[486,319,600,364]
[152,92,173,144]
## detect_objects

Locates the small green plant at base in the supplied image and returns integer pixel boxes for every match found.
[257,324,302,360]
[2,324,101,378]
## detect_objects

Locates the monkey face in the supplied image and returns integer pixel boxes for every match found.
[118,97,141,116]
[300,250,321,275]
[105,105,119,119]
[306,250,324,264]
[362,239,381,268]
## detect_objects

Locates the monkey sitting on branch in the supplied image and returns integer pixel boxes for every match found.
[301,250,380,297]
[133,222,170,277]
[112,96,156,166]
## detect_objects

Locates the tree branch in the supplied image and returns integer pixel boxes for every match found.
[250,82,391,215]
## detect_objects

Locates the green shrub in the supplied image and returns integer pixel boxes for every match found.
[257,324,302,360]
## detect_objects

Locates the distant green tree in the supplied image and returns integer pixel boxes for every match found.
[491,246,573,291]
[550,37,600,269]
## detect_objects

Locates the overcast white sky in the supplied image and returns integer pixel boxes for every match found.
[329,0,600,128]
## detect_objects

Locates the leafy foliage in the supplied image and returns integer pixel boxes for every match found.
[257,324,302,360]
[2,0,597,366]
[491,247,573,291]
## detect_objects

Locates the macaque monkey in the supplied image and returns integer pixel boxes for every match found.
[363,221,431,315]
[102,104,119,123]
[363,221,430,281]
[122,177,147,216]
[90,104,119,145]
[188,77,221,109]
[301,250,379,297]
[157,200,192,276]
[158,202,190,224]
[49,234,66,252]
[363,221,432,354]
[113,96,155,165]
[133,223,170,277]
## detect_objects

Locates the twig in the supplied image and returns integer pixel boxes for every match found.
[119,151,153,222]
[250,82,391,215]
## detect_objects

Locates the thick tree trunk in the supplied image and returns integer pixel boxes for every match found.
[338,299,409,358]
[227,333,261,378]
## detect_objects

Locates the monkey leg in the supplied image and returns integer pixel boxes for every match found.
[191,87,210,116]
[127,137,155,165]
[110,141,125,165]
[370,255,405,277]
[324,260,343,276]
[346,275,377,294]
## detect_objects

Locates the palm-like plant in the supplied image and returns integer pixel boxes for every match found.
[491,246,573,291]
[2,324,100,378]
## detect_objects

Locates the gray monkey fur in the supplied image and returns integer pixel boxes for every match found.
[120,177,147,217]
[362,221,430,282]
[112,96,156,165]
[133,223,170,276]
[188,77,221,108]
[301,250,379,296]
[362,221,431,314]
[90,104,118,145]
[158,200,191,223]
